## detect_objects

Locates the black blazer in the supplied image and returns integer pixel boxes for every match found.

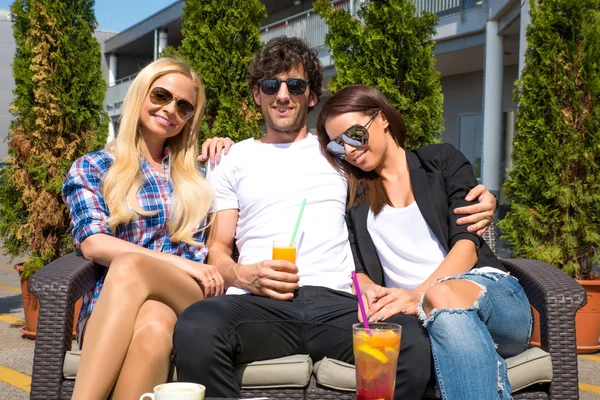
[346,143,505,286]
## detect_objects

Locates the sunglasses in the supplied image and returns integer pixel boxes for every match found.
[149,87,195,120]
[326,112,379,159]
[258,78,309,96]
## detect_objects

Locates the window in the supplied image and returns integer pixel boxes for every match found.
[459,114,483,180]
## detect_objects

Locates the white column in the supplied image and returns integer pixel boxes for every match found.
[106,117,116,143]
[108,54,117,87]
[503,110,515,181]
[482,20,503,194]
[154,29,158,60]
[158,29,168,56]
[518,0,530,79]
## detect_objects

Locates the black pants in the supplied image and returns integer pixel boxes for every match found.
[173,286,431,399]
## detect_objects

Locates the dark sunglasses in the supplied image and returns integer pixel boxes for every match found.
[326,111,379,159]
[149,87,195,120]
[258,78,309,96]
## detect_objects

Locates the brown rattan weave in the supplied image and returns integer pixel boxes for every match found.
[29,225,586,399]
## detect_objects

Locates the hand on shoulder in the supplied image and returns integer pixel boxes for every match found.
[198,136,235,164]
[454,183,496,236]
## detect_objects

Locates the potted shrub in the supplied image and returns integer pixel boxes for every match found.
[499,0,600,353]
[167,0,266,143]
[313,0,444,150]
[0,0,108,338]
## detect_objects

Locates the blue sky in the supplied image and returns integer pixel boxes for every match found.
[0,0,177,32]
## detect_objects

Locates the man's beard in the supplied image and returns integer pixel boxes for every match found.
[264,107,306,133]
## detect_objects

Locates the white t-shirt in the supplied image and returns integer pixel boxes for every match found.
[368,202,447,291]
[206,134,354,295]
[368,202,507,291]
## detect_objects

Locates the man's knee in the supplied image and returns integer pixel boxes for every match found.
[176,300,219,341]
[174,297,239,353]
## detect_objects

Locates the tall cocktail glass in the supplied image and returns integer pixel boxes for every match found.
[353,322,402,400]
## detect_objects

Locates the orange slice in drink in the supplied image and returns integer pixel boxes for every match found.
[355,344,388,364]
[367,330,401,348]
[384,346,400,361]
[354,331,371,347]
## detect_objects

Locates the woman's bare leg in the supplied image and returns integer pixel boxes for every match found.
[72,253,205,400]
[111,300,177,400]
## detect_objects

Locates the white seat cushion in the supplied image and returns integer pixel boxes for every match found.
[64,351,313,389]
[506,347,553,392]
[63,350,80,380]
[64,347,551,392]
[234,354,313,389]
[313,357,355,391]
[313,347,553,393]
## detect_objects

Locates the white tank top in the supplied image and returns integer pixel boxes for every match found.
[367,202,446,291]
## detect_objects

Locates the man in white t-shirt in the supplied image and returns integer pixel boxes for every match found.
[173,37,497,399]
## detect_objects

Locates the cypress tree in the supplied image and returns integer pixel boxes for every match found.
[0,0,108,278]
[176,0,267,142]
[314,0,444,149]
[499,0,600,279]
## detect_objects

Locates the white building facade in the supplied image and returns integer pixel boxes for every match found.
[2,0,530,197]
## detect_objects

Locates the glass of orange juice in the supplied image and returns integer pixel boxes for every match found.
[272,234,297,264]
[353,322,402,400]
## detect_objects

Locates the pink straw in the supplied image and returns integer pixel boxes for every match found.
[351,271,371,335]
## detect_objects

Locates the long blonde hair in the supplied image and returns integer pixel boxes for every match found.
[102,58,213,245]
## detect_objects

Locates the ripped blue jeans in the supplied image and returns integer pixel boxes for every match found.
[417,271,533,400]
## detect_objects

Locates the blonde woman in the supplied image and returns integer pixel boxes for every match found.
[62,58,224,399]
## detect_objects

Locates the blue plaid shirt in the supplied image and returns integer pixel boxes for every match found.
[62,148,208,342]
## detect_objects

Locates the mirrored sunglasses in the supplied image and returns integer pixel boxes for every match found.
[149,87,195,120]
[258,78,309,96]
[326,112,379,159]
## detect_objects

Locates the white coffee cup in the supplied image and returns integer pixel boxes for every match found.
[139,382,205,400]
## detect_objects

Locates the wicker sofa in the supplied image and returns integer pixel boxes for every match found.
[29,230,586,399]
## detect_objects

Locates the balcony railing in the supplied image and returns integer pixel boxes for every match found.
[105,75,136,116]
[259,0,485,48]
[260,1,354,49]
[416,0,483,17]
[106,0,485,110]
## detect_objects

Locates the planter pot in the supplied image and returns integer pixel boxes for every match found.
[14,263,82,340]
[529,279,600,354]
[574,280,600,353]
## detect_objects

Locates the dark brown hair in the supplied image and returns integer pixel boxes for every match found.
[316,85,408,215]
[248,36,322,111]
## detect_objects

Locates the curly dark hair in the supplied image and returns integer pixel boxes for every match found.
[248,36,322,111]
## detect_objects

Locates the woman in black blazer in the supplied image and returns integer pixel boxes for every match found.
[316,85,532,400]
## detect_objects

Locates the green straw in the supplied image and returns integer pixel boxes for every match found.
[290,198,307,247]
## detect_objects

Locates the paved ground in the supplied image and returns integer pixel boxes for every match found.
[0,251,599,399]
[0,251,34,400]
